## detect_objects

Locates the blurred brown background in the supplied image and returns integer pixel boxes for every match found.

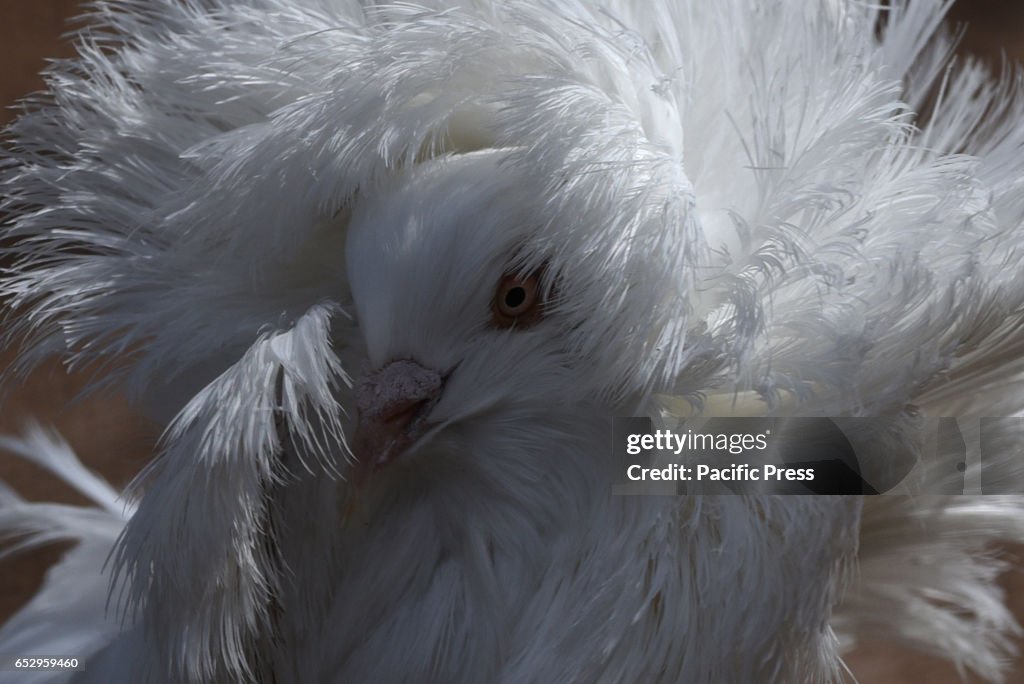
[0,0,159,629]
[1,1,1023,681]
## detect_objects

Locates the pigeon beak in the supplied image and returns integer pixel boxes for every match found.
[351,359,443,483]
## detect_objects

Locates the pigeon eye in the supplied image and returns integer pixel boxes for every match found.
[492,271,543,328]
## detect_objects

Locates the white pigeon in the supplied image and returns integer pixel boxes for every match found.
[3,0,1024,682]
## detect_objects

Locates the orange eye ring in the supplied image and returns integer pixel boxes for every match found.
[492,270,544,328]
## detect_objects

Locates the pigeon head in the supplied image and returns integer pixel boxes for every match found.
[341,139,708,488]
[345,150,593,480]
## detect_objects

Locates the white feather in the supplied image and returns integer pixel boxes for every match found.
[0,431,130,684]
